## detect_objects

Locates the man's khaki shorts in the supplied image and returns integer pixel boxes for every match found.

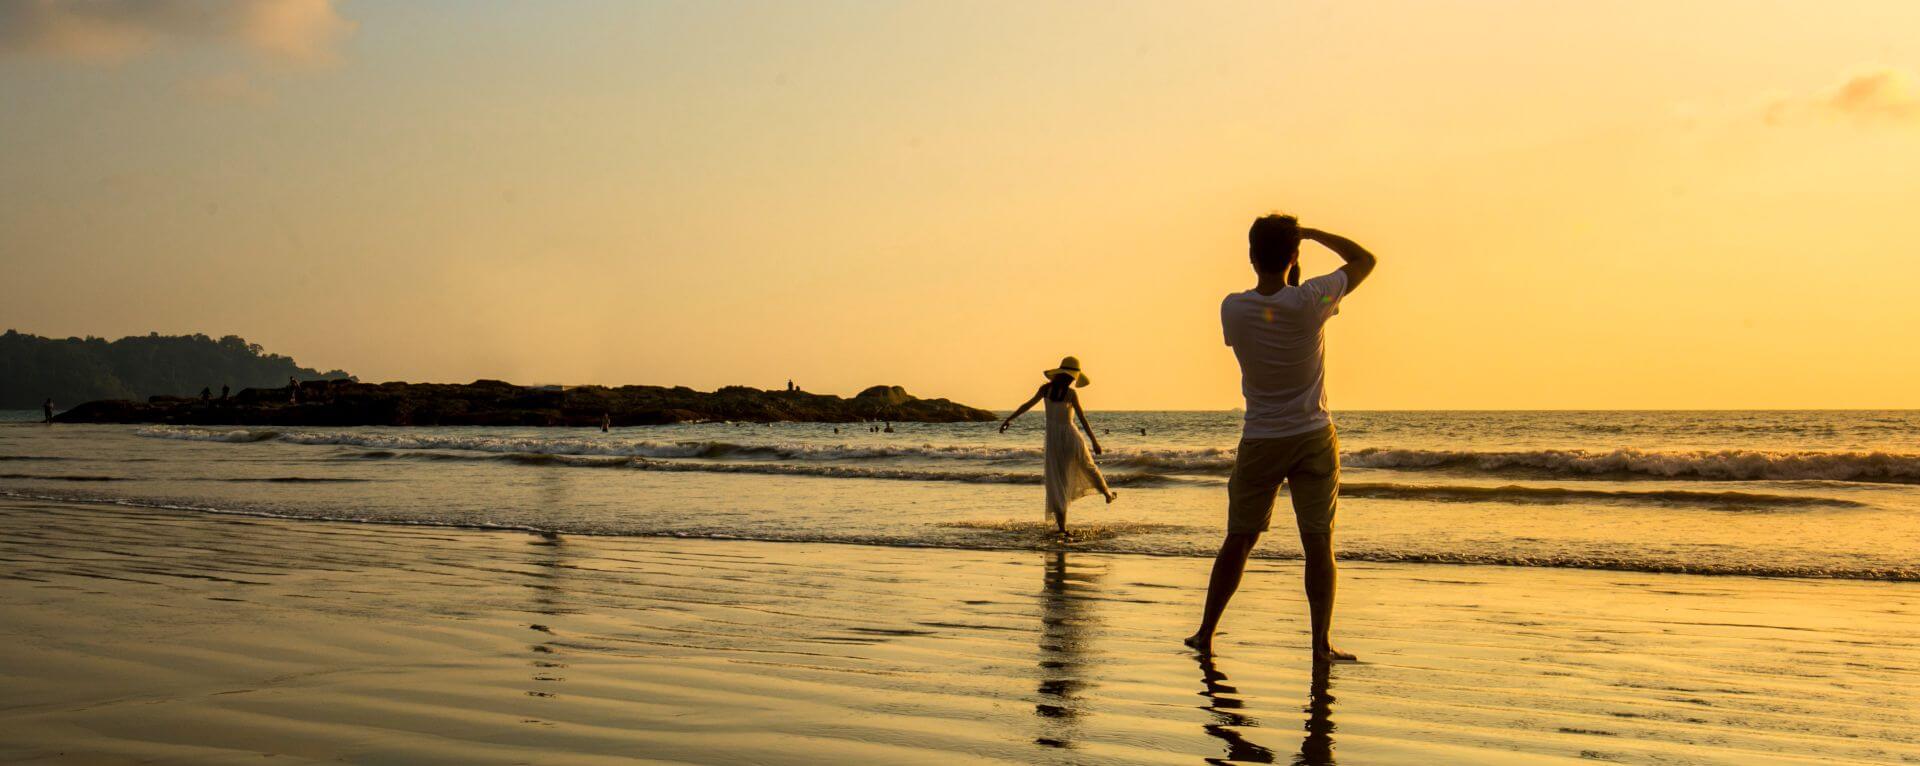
[1227,425,1340,535]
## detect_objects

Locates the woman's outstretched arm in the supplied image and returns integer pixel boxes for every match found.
[1069,390,1102,454]
[1000,386,1046,433]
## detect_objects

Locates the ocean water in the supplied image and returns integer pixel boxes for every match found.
[3,410,1919,580]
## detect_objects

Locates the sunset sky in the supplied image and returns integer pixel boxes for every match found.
[3,1,1917,409]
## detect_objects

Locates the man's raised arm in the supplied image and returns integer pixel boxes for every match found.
[1300,228,1377,294]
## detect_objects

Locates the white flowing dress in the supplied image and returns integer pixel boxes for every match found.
[1043,397,1110,523]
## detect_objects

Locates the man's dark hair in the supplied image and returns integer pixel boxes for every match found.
[1248,214,1301,275]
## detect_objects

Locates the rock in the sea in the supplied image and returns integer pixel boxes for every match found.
[855,385,913,405]
[54,381,998,427]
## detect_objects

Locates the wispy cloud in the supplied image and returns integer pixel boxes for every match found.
[1823,70,1920,123]
[0,0,354,65]
[1768,69,1920,127]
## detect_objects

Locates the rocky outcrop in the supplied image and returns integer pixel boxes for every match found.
[53,380,998,427]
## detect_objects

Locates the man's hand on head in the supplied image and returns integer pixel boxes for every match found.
[1296,226,1377,293]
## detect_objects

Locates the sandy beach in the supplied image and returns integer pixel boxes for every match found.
[2,498,1916,765]
[9,1,1920,762]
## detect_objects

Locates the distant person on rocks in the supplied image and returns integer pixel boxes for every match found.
[1185,214,1376,664]
[289,377,299,404]
[201,387,212,402]
[220,384,230,401]
[43,398,54,424]
[1000,356,1118,538]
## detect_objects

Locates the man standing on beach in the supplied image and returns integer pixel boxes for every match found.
[1185,214,1376,662]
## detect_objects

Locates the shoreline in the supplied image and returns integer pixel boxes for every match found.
[4,497,1918,764]
[5,487,1916,583]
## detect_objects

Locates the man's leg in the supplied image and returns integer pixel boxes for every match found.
[1298,531,1353,663]
[1185,531,1261,653]
[1188,437,1281,653]
[1289,427,1353,663]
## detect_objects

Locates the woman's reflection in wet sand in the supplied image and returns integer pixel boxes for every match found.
[1032,550,1105,751]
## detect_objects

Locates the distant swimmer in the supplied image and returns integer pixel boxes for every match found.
[1141,428,1148,436]
[601,412,611,432]
[43,398,54,424]
[883,421,894,433]
[833,427,840,434]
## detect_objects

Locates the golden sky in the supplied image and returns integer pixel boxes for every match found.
[2,1,1917,409]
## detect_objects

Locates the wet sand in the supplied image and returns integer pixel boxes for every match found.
[2,499,1917,765]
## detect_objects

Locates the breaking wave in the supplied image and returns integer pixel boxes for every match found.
[134,426,1920,484]
[344,448,1186,487]
[0,473,127,482]
[1337,482,1863,508]
[1343,447,1920,483]
[137,426,1046,462]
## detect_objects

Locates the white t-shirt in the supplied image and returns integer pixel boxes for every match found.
[1221,270,1349,439]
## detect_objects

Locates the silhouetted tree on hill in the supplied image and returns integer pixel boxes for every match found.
[0,330,351,409]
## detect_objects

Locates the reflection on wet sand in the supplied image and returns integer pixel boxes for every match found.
[524,531,571,710]
[6,498,1917,764]
[525,473,572,711]
[1033,550,1104,749]
[1298,664,1335,765]
[1195,654,1277,764]
[1194,655,1338,764]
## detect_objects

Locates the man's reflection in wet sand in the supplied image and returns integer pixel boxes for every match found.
[1193,653,1338,764]
[1033,550,1104,750]
[1194,654,1277,764]
[1297,664,1336,765]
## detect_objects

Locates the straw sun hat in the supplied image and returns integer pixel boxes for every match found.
[1042,356,1091,387]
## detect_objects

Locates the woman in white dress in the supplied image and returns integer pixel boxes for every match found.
[999,356,1117,536]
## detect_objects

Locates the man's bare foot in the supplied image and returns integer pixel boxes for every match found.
[1313,646,1358,664]
[1105,490,1118,504]
[1183,633,1213,654]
